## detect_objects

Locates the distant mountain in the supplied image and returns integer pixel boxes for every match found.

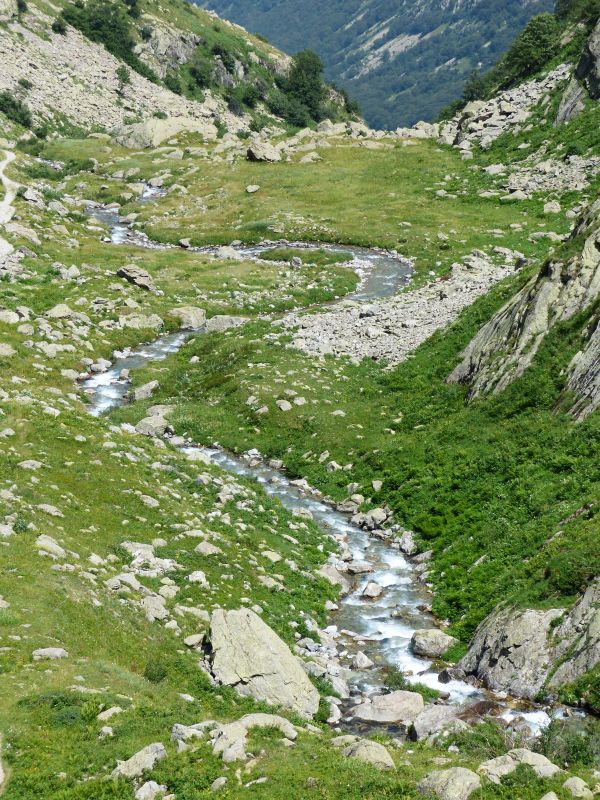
[195,0,554,128]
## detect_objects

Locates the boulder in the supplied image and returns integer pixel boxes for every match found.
[111,742,167,779]
[247,142,281,163]
[117,265,157,292]
[113,117,217,149]
[119,313,163,331]
[352,690,424,723]
[478,749,560,784]
[418,767,481,800]
[211,713,296,762]
[411,629,458,658]
[204,315,247,334]
[361,581,383,599]
[128,380,159,403]
[32,647,68,661]
[210,608,320,718]
[169,306,206,330]
[341,739,395,770]
[135,416,171,437]
[563,777,593,799]
[411,704,460,740]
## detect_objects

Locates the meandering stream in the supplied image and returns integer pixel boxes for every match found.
[82,198,561,736]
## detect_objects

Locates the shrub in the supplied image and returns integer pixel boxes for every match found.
[539,718,600,766]
[60,0,158,82]
[51,17,67,33]
[164,72,182,95]
[16,0,27,14]
[0,91,32,128]
[143,658,168,683]
[139,24,153,42]
[18,78,33,91]
[189,54,213,89]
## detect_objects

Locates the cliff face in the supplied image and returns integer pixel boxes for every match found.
[447,199,600,415]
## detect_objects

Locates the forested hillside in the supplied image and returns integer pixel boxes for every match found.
[195,0,553,127]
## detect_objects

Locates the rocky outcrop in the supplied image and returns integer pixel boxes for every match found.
[209,608,320,718]
[565,317,600,420]
[135,24,200,79]
[460,580,600,699]
[440,65,571,151]
[576,18,600,100]
[448,199,600,403]
[113,117,218,149]
[555,78,586,125]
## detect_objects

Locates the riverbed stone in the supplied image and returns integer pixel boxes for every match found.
[411,629,458,658]
[361,581,383,599]
[210,608,320,718]
[353,690,424,723]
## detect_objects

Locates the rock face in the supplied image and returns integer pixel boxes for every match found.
[576,18,600,100]
[460,580,600,699]
[411,629,457,658]
[136,25,200,78]
[209,608,320,718]
[448,199,600,409]
[417,767,481,800]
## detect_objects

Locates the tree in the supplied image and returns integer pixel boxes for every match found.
[286,49,325,119]
[116,65,131,96]
[501,13,561,83]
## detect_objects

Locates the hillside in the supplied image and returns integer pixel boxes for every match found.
[195,0,554,128]
[0,0,600,798]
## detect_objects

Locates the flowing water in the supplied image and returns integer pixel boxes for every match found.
[82,198,561,735]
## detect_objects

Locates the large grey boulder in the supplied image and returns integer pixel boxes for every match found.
[411,704,460,740]
[111,742,167,779]
[204,315,247,334]
[478,749,560,784]
[411,629,458,658]
[417,767,481,800]
[459,606,563,698]
[169,306,206,330]
[113,117,217,149]
[247,142,281,163]
[352,690,424,723]
[119,313,163,331]
[341,739,395,770]
[210,608,320,718]
[117,265,157,293]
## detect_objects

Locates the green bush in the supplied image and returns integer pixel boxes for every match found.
[539,718,600,766]
[0,91,32,128]
[383,667,440,701]
[143,658,168,684]
[51,17,67,33]
[60,0,158,82]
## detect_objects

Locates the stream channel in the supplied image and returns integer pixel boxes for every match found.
[82,196,563,738]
